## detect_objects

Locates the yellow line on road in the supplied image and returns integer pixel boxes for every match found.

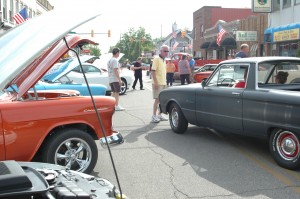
[235,145,300,194]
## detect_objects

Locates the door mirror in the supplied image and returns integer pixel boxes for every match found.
[201,78,207,88]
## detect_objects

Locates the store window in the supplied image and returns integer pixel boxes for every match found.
[273,0,280,11]
[15,0,19,12]
[9,0,13,22]
[279,42,299,57]
[283,0,291,8]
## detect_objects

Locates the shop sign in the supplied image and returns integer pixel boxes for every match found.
[236,31,257,41]
[274,28,300,42]
[252,0,272,13]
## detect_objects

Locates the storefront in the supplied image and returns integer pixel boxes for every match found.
[264,23,300,57]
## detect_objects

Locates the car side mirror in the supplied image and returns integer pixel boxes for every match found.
[201,78,207,88]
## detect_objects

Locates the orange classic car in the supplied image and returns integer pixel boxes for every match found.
[0,10,123,173]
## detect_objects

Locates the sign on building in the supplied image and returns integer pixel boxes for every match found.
[252,0,272,13]
[236,31,257,41]
[273,28,300,42]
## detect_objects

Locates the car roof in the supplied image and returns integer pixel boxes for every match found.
[220,56,300,65]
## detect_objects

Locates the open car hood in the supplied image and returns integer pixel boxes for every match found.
[0,9,100,97]
[42,55,97,82]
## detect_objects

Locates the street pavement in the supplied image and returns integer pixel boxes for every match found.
[92,71,300,199]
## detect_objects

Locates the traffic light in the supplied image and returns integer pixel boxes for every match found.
[142,37,145,43]
[91,30,94,37]
[130,37,134,43]
[108,30,111,37]
[181,30,186,38]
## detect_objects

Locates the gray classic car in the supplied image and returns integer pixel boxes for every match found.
[159,57,300,170]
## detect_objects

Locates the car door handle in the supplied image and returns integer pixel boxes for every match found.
[232,92,241,96]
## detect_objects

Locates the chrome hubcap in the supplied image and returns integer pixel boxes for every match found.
[276,131,299,161]
[171,107,179,128]
[120,81,126,94]
[55,138,92,172]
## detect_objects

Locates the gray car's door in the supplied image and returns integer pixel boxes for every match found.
[196,63,249,134]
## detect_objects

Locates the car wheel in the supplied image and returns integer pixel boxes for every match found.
[269,129,300,169]
[42,128,98,173]
[168,102,188,134]
[120,78,127,95]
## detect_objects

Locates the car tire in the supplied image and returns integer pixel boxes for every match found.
[120,78,127,95]
[269,128,300,170]
[42,128,98,174]
[168,102,188,134]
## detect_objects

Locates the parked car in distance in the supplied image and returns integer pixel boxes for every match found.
[44,55,132,95]
[0,10,124,174]
[159,57,300,170]
[193,64,218,83]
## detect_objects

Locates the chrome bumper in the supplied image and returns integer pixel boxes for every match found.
[99,131,124,146]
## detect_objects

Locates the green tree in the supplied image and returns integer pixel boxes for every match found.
[89,44,101,57]
[114,27,155,62]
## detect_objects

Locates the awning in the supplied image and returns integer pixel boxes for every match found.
[264,22,300,43]
[209,41,218,48]
[220,38,236,48]
[200,41,210,49]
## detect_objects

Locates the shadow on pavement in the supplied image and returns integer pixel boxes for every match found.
[124,122,158,143]
[145,126,298,198]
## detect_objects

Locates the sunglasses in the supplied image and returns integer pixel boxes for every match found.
[164,50,169,53]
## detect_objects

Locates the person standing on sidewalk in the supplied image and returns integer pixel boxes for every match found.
[132,57,144,90]
[151,45,169,123]
[178,54,191,85]
[166,60,175,86]
[107,47,125,111]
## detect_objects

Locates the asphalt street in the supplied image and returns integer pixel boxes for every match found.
[92,70,300,199]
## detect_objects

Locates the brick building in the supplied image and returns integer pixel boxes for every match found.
[193,6,257,59]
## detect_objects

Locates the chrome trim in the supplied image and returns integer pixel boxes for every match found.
[99,131,124,147]
[84,107,109,112]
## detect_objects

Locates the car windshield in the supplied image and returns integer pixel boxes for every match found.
[257,61,300,85]
[207,64,249,87]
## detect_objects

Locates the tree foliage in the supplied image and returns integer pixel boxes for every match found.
[113,27,155,63]
[89,44,101,57]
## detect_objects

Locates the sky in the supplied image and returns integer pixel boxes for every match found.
[49,0,252,53]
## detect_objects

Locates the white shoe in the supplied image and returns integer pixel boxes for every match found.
[151,115,160,123]
[115,105,125,111]
[157,115,168,121]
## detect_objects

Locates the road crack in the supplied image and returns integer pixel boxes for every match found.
[145,134,191,199]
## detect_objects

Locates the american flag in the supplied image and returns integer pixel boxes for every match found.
[216,24,226,46]
[13,8,29,24]
[172,41,179,51]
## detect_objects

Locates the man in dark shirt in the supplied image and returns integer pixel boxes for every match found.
[235,44,249,59]
[132,57,144,90]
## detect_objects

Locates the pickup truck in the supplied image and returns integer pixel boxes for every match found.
[159,57,300,170]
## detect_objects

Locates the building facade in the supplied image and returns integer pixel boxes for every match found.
[193,6,257,59]
[0,0,53,33]
[264,0,300,57]
[200,13,268,60]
